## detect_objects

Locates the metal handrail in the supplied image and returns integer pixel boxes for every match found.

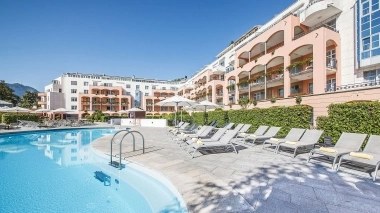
[110,130,145,170]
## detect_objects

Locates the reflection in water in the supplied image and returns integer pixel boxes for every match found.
[0,129,118,166]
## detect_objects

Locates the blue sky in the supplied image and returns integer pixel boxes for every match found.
[0,0,295,91]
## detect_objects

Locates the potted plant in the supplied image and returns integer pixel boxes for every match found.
[270,97,277,103]
[252,99,258,106]
[296,95,302,104]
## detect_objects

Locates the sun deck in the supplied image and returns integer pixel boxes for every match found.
[92,126,380,213]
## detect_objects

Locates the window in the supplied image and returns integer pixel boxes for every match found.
[71,89,77,94]
[136,85,140,89]
[93,82,98,86]
[71,105,77,110]
[71,97,77,102]
[162,87,166,90]
[363,37,370,51]
[278,88,284,97]
[126,84,131,88]
[374,0,380,11]
[84,82,89,86]
[71,148,77,153]
[253,92,264,100]
[145,93,149,96]
[104,83,112,87]
[126,92,131,95]
[59,89,62,93]
[71,81,77,85]
[152,85,157,89]
[290,85,300,94]
[364,70,379,82]
[84,90,89,94]
[363,1,370,15]
[308,83,313,94]
[145,86,149,89]
[326,79,336,92]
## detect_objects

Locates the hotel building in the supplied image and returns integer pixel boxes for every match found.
[38,73,184,118]
[39,0,380,122]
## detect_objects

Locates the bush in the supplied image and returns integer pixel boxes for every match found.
[228,105,312,137]
[317,101,380,144]
[2,113,39,124]
[207,110,229,127]
[164,111,192,126]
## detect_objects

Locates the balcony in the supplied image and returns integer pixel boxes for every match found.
[267,74,284,88]
[300,0,341,27]
[328,80,380,93]
[228,88,236,94]
[81,101,91,105]
[290,66,313,82]
[250,78,265,90]
[216,93,223,99]
[238,84,249,94]
[326,58,337,75]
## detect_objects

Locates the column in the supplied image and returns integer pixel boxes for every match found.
[264,65,267,99]
[283,55,291,98]
[313,34,327,94]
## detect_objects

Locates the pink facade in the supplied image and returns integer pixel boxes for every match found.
[78,86,132,118]
[143,89,176,115]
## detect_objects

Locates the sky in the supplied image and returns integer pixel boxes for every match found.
[0,0,295,91]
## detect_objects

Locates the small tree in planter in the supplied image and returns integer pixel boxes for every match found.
[238,98,251,109]
[270,97,277,103]
[252,99,258,107]
[296,95,302,104]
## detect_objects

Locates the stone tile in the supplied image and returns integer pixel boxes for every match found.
[313,188,341,206]
[211,167,235,177]
[298,178,335,191]
[218,156,239,163]
[254,197,299,213]
[291,194,328,212]
[336,192,380,213]
[325,204,363,213]
[270,180,317,199]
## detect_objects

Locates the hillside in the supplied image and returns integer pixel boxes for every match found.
[6,83,39,97]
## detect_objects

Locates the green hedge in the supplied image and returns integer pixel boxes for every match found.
[2,113,39,124]
[228,105,312,137]
[191,106,312,137]
[317,102,380,144]
[163,112,192,126]
[207,110,229,127]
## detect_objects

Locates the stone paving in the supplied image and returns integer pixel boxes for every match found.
[92,126,380,213]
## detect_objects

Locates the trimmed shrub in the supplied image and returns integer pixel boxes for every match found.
[2,113,39,124]
[228,105,312,137]
[207,110,229,127]
[192,112,205,125]
[317,102,380,144]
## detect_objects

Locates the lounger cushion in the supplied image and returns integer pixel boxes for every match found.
[285,141,298,145]
[319,147,337,153]
[349,152,373,160]
[270,138,280,142]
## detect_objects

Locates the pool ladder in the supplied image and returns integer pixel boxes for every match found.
[110,130,145,170]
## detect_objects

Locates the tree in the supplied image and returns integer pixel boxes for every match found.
[0,80,20,106]
[238,97,251,109]
[19,91,38,108]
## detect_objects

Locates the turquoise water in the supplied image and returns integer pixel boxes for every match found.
[0,128,185,213]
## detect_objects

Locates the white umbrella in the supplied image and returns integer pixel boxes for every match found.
[2,106,32,123]
[31,109,51,113]
[52,108,72,113]
[0,106,10,111]
[155,96,197,126]
[195,100,223,125]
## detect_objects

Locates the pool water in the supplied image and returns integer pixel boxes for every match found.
[0,128,186,213]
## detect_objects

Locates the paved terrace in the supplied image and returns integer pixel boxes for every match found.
[92,127,380,213]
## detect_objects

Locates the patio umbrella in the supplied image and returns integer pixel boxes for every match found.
[0,106,10,111]
[2,106,32,123]
[126,107,145,125]
[52,108,72,120]
[195,100,223,125]
[31,108,51,113]
[155,96,197,126]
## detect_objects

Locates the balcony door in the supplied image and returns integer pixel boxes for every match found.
[326,79,336,92]
[326,49,336,68]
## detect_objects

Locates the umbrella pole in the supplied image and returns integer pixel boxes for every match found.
[175,102,178,128]
[181,108,183,122]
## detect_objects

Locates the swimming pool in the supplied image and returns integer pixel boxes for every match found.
[0,128,187,213]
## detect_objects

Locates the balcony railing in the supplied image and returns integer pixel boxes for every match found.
[293,16,339,40]
[216,93,223,98]
[326,58,337,69]
[290,66,313,76]
[228,89,236,94]
[326,80,380,93]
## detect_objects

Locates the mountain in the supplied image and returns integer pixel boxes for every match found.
[6,83,39,97]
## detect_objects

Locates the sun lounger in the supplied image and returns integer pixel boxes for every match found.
[176,126,214,145]
[337,135,380,181]
[236,125,268,140]
[181,128,228,147]
[276,129,324,157]
[184,129,240,158]
[244,126,281,145]
[307,132,367,169]
[262,128,306,152]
